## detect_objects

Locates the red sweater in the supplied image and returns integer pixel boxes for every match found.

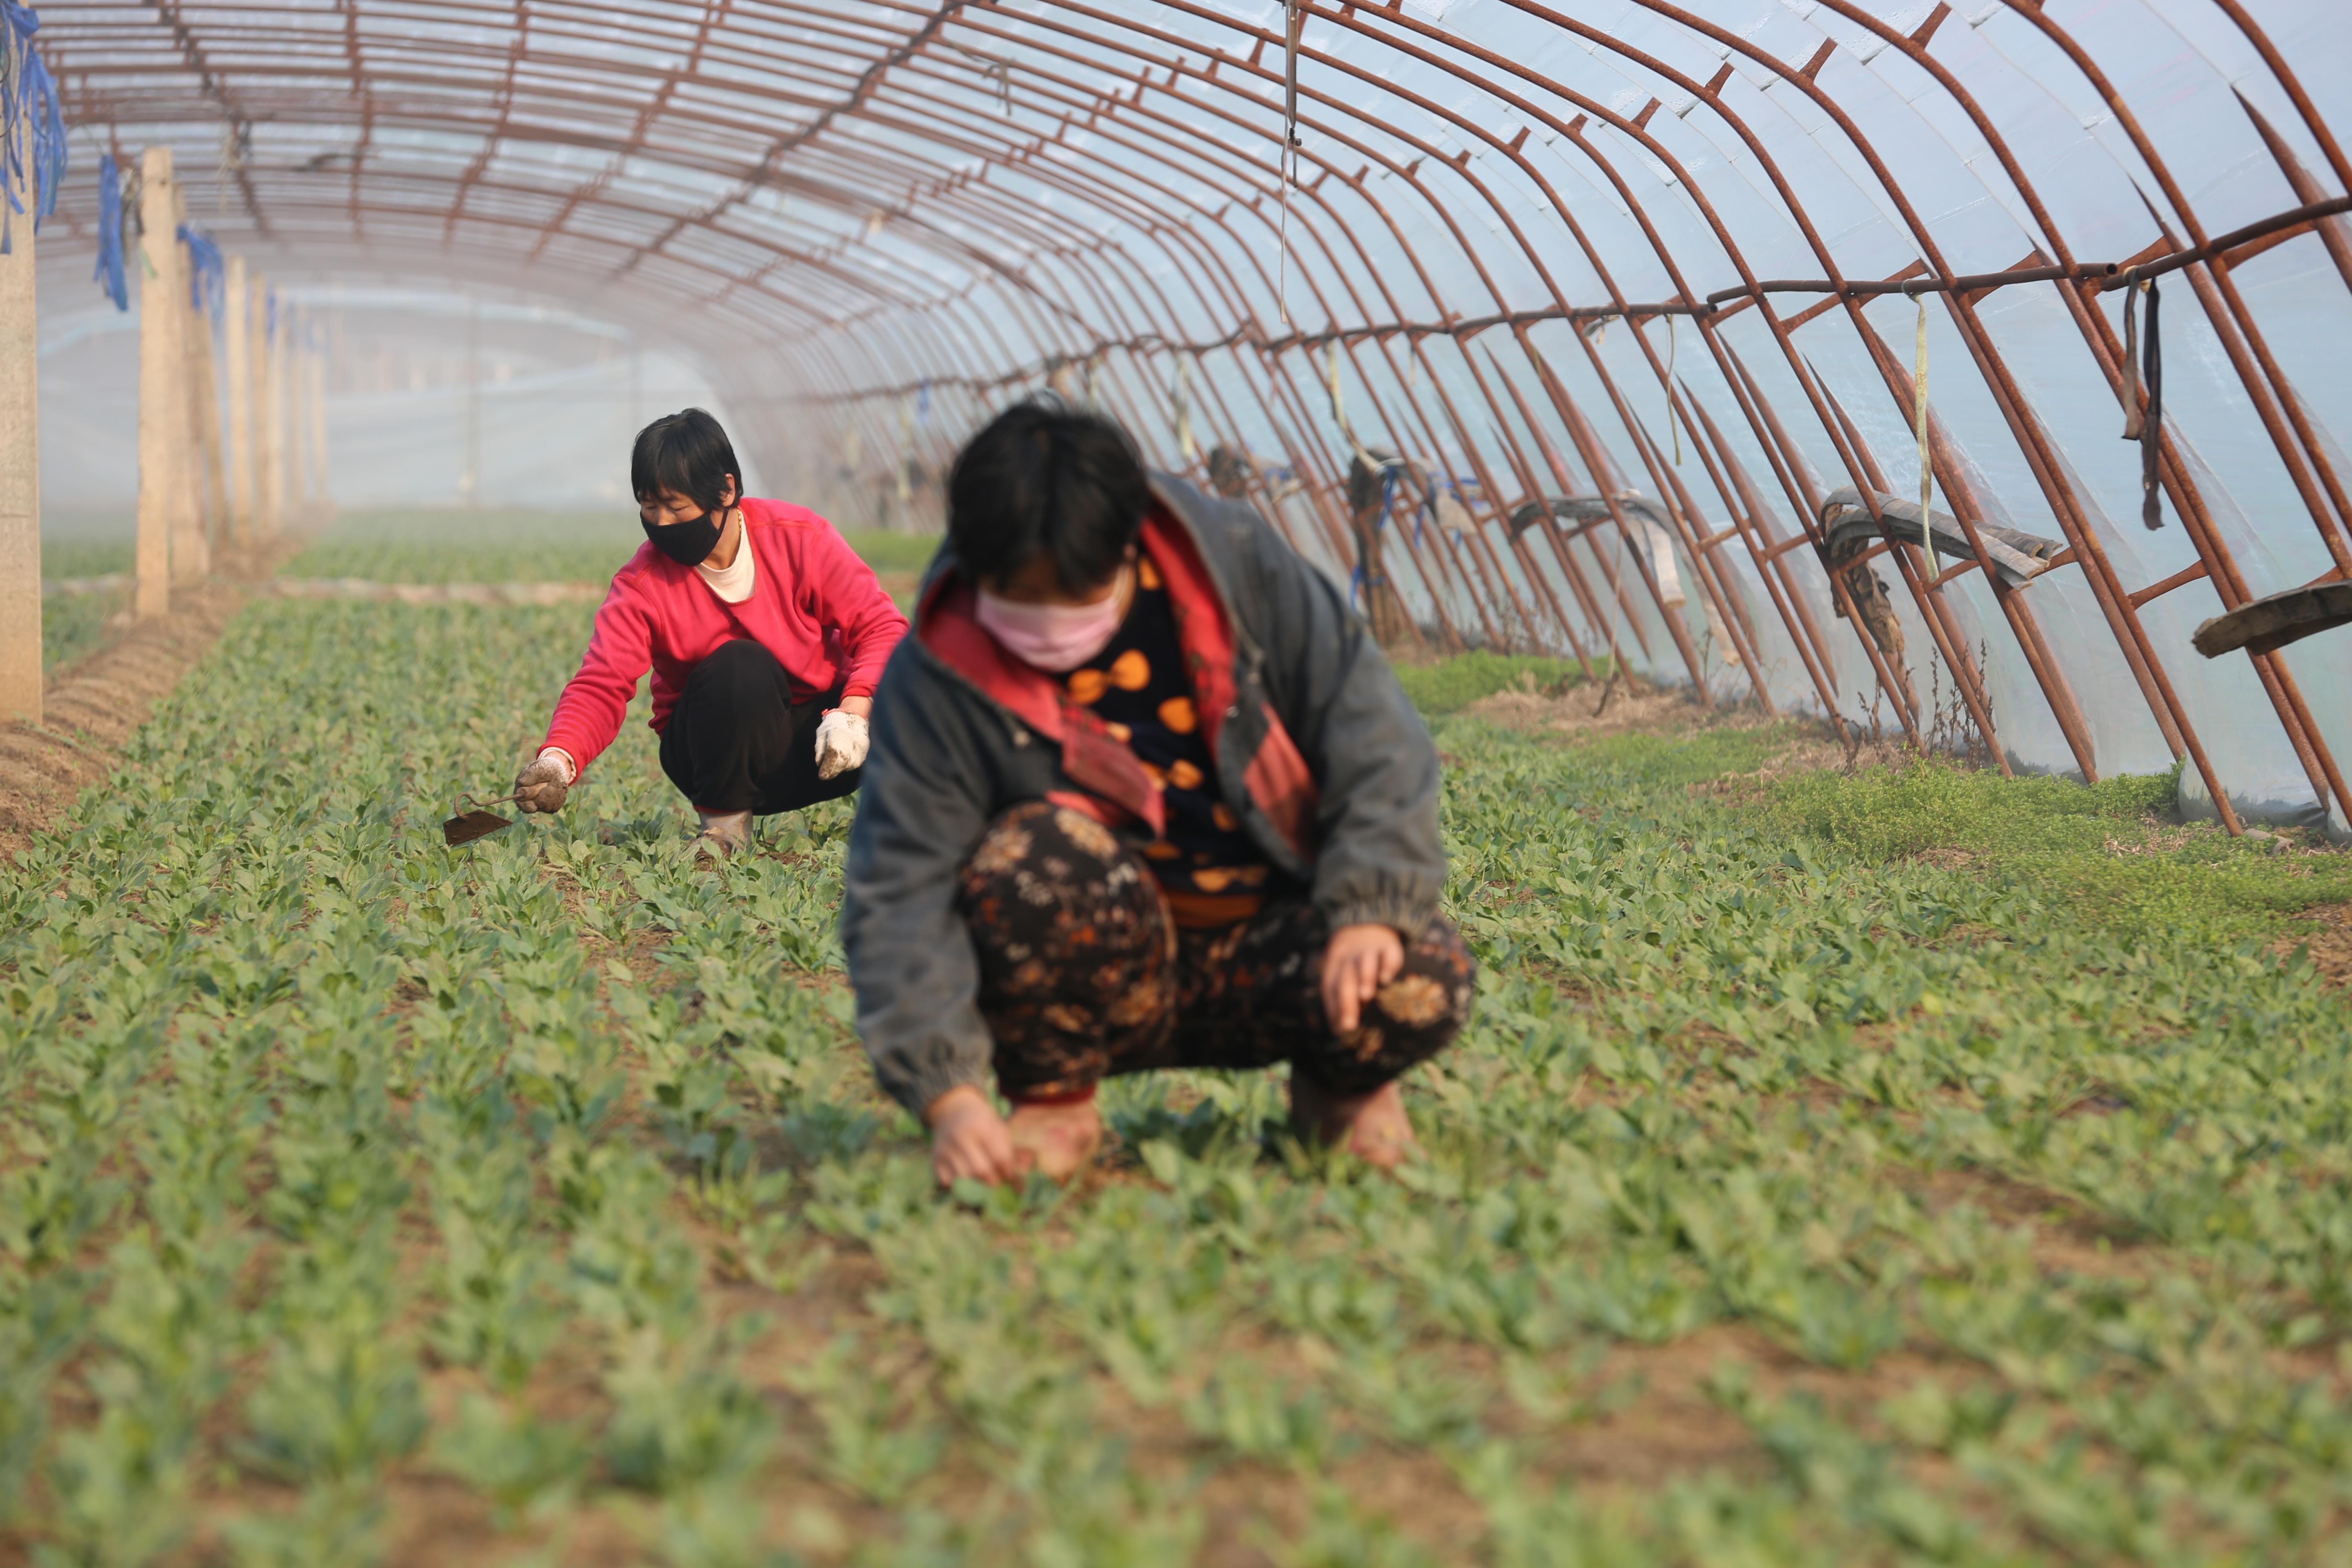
[541,498,909,773]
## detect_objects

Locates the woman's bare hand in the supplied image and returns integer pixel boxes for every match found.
[1321,923,1405,1034]
[924,1085,1026,1188]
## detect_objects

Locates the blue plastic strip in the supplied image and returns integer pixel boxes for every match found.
[2,3,69,252]
[178,221,224,318]
[92,151,127,309]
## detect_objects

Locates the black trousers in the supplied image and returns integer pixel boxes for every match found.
[658,639,862,815]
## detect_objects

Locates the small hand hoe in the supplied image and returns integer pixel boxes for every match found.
[442,793,521,847]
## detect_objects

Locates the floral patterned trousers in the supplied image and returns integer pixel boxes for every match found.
[956,801,1475,1102]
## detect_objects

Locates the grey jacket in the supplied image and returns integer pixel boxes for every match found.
[840,473,1446,1116]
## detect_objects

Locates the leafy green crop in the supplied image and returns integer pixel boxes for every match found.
[37,539,134,670]
[1390,650,1599,716]
[285,507,939,588]
[2,529,2347,1564]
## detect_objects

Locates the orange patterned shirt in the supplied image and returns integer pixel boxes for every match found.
[1064,550,1281,926]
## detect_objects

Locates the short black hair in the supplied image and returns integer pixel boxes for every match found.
[631,408,739,512]
[947,398,1149,592]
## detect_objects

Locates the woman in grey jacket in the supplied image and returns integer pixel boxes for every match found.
[842,401,1473,1186]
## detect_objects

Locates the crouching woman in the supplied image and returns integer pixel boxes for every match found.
[842,401,1474,1186]
[513,409,909,853]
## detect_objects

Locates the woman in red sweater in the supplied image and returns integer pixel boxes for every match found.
[511,409,910,853]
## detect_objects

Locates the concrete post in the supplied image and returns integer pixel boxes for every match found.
[308,329,333,514]
[190,280,227,559]
[135,146,182,619]
[252,275,277,538]
[224,255,253,545]
[263,288,285,535]
[292,321,309,516]
[170,183,210,584]
[0,93,40,725]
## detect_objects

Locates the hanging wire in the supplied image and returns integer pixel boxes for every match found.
[1908,280,1932,563]
[1276,0,1303,328]
[1665,315,1681,466]
[93,150,127,309]
[1595,521,1629,715]
[1,0,67,255]
[942,41,1012,114]
[215,119,243,215]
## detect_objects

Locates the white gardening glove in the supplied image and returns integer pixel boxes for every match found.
[514,748,575,813]
[813,709,869,780]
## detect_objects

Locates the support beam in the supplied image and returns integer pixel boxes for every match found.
[225,256,254,545]
[136,145,184,618]
[171,180,211,584]
[190,274,228,558]
[285,303,310,510]
[0,95,38,726]
[257,276,282,537]
[308,329,334,514]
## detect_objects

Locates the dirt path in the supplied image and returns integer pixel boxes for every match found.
[1,579,251,859]
[1461,676,1918,776]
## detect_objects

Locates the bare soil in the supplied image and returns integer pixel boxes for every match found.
[1463,677,1915,787]
[0,579,250,860]
[2276,902,2352,990]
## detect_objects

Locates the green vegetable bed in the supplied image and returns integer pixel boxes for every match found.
[3,524,2348,1565]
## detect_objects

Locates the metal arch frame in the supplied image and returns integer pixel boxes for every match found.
[22,0,2352,828]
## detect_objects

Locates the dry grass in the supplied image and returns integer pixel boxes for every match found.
[2274,902,2352,990]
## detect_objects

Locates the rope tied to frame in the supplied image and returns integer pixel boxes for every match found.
[942,40,1013,114]
[1325,339,1383,473]
[1907,279,1932,564]
[2118,267,2165,530]
[1173,356,1198,462]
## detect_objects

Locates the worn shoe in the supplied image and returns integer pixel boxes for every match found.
[693,808,752,858]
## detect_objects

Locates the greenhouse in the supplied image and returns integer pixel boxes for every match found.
[3,2,2350,1563]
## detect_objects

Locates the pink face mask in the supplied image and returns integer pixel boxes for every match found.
[974,568,1129,672]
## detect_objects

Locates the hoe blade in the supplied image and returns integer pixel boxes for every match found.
[443,809,515,847]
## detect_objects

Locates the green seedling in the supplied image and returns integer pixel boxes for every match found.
[428,1394,591,1527]
[4,582,2349,1568]
[783,1334,946,1503]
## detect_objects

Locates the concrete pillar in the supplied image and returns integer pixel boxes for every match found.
[135,146,182,619]
[0,96,39,725]
[309,333,333,514]
[262,288,285,536]
[190,281,227,560]
[286,307,310,513]
[250,275,276,539]
[224,256,253,545]
[170,183,211,584]
[248,273,270,538]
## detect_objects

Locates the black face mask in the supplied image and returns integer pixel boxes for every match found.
[642,507,724,567]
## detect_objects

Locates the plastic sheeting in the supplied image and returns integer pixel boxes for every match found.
[36,289,753,510]
[21,0,2352,835]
